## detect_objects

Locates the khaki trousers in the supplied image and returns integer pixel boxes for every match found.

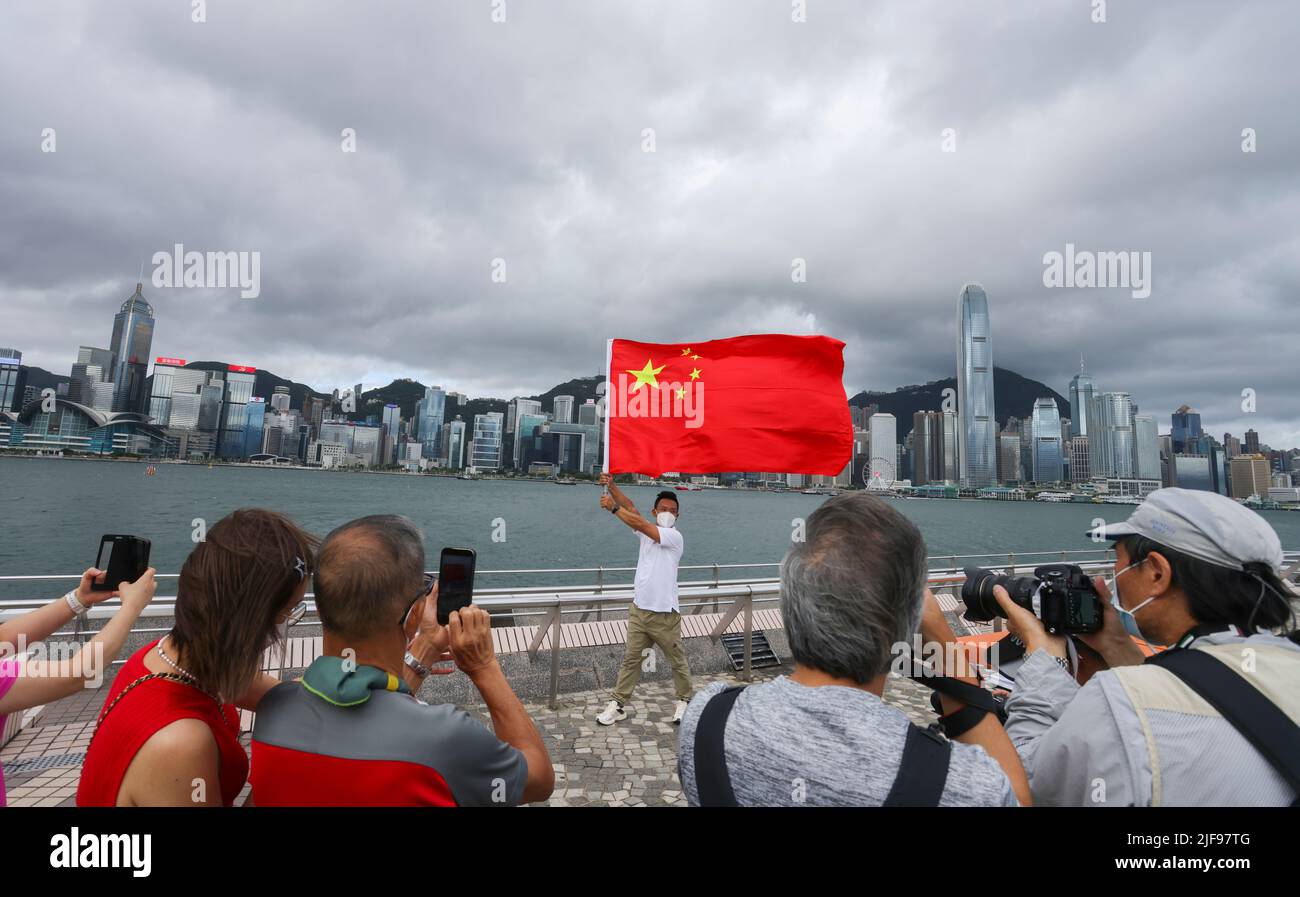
[612,605,693,704]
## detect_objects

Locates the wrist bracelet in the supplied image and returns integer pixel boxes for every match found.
[404,651,433,678]
[64,590,90,617]
[609,503,619,514]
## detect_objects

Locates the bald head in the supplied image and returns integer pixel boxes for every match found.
[313,515,426,640]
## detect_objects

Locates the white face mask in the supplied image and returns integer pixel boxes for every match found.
[656,511,676,529]
[1106,560,1160,644]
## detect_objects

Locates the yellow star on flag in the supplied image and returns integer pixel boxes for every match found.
[691,354,701,360]
[680,347,692,356]
[689,367,702,381]
[676,386,687,399]
[626,358,666,391]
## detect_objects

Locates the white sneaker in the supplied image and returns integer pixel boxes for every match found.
[671,700,689,724]
[597,700,627,726]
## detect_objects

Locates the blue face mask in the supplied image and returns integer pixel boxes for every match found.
[1106,560,1160,645]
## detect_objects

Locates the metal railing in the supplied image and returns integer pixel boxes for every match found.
[5,548,1299,709]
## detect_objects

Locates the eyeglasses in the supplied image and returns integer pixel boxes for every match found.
[400,572,436,629]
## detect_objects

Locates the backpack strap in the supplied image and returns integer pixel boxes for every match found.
[694,685,954,807]
[883,725,952,807]
[692,686,745,807]
[1146,648,1300,805]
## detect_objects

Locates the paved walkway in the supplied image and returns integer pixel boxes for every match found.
[1,664,936,807]
[507,668,935,807]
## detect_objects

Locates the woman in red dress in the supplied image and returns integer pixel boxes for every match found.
[78,508,318,806]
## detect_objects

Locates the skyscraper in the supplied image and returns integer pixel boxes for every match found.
[940,410,958,483]
[998,432,1022,485]
[441,417,467,469]
[271,386,291,414]
[515,412,549,470]
[1133,413,1161,480]
[70,346,115,410]
[1069,436,1091,484]
[382,403,401,465]
[1087,392,1135,478]
[1230,455,1270,499]
[0,350,25,412]
[416,386,446,462]
[217,366,257,459]
[510,398,543,468]
[1244,429,1260,454]
[242,398,267,458]
[110,283,156,413]
[146,356,189,426]
[868,413,896,487]
[552,395,575,425]
[956,283,997,487]
[1170,405,1203,454]
[471,412,504,471]
[1068,358,1094,437]
[1030,398,1065,483]
[911,411,935,485]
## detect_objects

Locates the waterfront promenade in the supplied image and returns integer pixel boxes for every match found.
[1,608,945,808]
[1,659,936,808]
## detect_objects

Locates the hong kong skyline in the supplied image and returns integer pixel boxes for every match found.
[2,1,1298,447]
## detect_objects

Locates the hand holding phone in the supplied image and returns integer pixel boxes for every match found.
[92,535,152,593]
[436,547,476,626]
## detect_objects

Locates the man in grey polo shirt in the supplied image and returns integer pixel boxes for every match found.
[678,492,1029,806]
[1002,488,1299,806]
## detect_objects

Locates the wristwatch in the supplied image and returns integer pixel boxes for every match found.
[609,501,620,514]
[404,651,433,678]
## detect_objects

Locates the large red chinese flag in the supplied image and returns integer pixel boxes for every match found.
[604,334,852,476]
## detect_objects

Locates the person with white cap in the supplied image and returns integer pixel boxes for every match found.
[996,488,1299,806]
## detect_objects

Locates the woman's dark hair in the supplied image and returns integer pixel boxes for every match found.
[173,508,319,700]
[1117,534,1295,635]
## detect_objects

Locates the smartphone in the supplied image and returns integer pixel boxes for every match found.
[436,547,476,625]
[93,535,152,592]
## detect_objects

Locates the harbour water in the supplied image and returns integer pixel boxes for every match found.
[2,455,1299,600]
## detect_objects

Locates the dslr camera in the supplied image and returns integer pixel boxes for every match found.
[960,563,1103,635]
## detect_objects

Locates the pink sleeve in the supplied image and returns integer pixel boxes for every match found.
[0,657,19,700]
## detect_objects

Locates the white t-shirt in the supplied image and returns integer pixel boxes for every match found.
[633,525,684,613]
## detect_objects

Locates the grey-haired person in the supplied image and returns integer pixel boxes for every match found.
[1002,488,1299,806]
[678,492,1032,806]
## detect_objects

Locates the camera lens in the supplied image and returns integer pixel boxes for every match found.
[961,566,1039,622]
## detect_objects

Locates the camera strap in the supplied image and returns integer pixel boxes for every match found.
[907,670,1003,717]
[691,685,952,806]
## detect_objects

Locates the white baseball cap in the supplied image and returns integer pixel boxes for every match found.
[1085,488,1284,572]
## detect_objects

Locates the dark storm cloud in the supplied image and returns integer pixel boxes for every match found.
[1,0,1296,445]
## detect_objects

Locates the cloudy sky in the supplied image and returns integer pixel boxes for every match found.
[2,0,1297,447]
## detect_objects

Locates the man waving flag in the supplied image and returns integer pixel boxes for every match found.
[593,333,853,728]
[603,334,853,476]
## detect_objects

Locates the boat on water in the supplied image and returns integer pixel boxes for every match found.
[1035,491,1075,503]
[554,477,578,485]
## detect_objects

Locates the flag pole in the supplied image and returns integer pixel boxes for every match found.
[602,338,612,495]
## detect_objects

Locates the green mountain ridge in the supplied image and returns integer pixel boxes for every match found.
[19,362,1068,434]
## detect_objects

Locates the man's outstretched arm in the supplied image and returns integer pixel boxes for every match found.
[599,474,661,542]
